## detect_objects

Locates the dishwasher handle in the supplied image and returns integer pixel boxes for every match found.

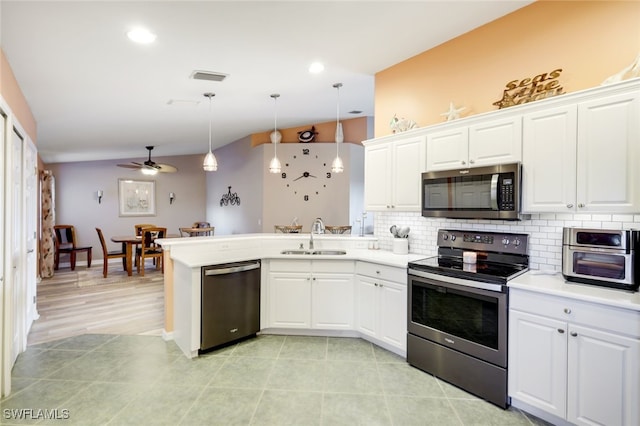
[204,261,261,276]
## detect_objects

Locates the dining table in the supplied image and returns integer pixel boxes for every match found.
[111,234,178,276]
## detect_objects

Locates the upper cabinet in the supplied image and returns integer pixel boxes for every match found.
[523,86,639,213]
[426,116,522,171]
[363,134,426,211]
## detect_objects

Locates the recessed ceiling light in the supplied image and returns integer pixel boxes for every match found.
[127,27,157,44]
[309,62,325,74]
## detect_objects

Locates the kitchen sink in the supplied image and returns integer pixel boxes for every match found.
[280,249,347,255]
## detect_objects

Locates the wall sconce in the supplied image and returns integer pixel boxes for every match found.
[97,190,103,204]
[169,192,175,205]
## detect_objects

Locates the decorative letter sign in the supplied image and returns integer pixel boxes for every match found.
[493,69,565,109]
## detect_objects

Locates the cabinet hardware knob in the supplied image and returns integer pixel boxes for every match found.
[570,332,578,337]
[375,270,380,274]
[386,205,391,209]
[578,203,585,208]
[469,159,475,164]
[557,329,565,334]
[379,284,384,287]
[461,160,466,165]
[374,283,378,287]
[563,308,571,314]
[567,204,574,208]
[312,277,316,281]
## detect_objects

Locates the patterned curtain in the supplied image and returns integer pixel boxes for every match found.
[40,170,55,278]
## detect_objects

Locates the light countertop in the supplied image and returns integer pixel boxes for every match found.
[509,271,640,312]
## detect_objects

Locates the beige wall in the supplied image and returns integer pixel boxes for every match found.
[374,0,640,137]
[0,49,36,143]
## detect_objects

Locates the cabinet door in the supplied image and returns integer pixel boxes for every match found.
[426,126,468,171]
[391,135,426,211]
[468,116,522,167]
[567,324,640,426]
[268,273,311,328]
[508,310,567,419]
[364,143,392,210]
[377,279,407,351]
[577,91,639,212]
[355,275,378,338]
[522,105,577,213]
[311,274,354,330]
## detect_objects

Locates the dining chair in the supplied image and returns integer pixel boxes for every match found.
[136,226,166,276]
[95,228,126,278]
[53,225,92,270]
[134,223,155,236]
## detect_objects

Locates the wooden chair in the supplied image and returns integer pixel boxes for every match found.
[53,225,92,270]
[95,228,126,278]
[136,227,166,276]
[134,223,155,236]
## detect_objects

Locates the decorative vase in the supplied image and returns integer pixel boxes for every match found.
[270,130,282,144]
[335,122,344,143]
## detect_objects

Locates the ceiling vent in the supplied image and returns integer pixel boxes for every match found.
[190,70,229,82]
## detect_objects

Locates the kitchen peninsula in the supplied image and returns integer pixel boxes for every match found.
[158,234,424,359]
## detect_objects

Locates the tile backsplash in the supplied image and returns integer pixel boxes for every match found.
[374,212,640,271]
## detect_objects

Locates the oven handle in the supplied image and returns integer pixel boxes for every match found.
[408,269,506,292]
[490,173,499,210]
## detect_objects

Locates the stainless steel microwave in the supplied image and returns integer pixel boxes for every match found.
[421,163,522,220]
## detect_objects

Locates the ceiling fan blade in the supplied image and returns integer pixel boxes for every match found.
[117,163,142,169]
[156,164,178,173]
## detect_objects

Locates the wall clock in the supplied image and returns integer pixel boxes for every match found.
[281,147,332,201]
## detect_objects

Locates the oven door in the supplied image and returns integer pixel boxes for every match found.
[408,271,508,367]
[562,248,635,287]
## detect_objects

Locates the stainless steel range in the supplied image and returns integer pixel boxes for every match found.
[407,229,529,408]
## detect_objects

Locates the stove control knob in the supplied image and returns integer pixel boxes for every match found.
[450,235,456,241]
[442,234,448,241]
[513,239,521,247]
[502,238,510,245]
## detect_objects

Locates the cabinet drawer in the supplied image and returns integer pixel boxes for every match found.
[510,289,640,337]
[269,259,312,272]
[356,261,406,284]
[312,260,355,274]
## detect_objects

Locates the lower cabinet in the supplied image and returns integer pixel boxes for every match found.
[509,289,639,426]
[267,259,354,330]
[355,262,407,353]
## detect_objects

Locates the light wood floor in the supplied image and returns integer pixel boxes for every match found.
[28,261,165,346]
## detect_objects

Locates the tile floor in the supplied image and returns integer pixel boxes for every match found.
[1,334,548,425]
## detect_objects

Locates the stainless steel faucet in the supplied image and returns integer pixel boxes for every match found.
[309,217,324,250]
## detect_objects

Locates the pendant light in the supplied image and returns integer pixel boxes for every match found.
[331,83,344,173]
[268,93,282,173]
[203,92,218,172]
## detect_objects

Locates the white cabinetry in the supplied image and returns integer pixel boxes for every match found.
[363,134,426,211]
[267,259,354,330]
[509,289,640,426]
[426,116,521,171]
[355,262,407,354]
[522,87,639,213]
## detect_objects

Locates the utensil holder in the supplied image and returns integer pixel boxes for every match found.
[392,238,408,255]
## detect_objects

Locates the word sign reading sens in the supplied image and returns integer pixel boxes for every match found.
[493,69,564,109]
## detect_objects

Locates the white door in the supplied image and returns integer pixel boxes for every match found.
[425,126,468,171]
[391,135,426,211]
[521,105,578,212]
[468,116,522,167]
[0,109,6,397]
[508,310,567,419]
[377,279,406,351]
[567,324,640,426]
[268,273,311,328]
[11,127,25,364]
[311,274,353,330]
[363,143,392,210]
[577,91,640,212]
[354,275,378,338]
[25,140,38,327]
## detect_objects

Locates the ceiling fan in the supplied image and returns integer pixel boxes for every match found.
[117,146,178,174]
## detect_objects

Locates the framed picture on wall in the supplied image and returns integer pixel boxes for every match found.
[118,179,156,216]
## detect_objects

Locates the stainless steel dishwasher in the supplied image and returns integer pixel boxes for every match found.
[200,259,261,352]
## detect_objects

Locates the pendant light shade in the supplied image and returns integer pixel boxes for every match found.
[269,93,281,174]
[203,93,218,172]
[332,82,344,173]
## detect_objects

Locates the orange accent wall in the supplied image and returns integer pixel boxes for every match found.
[0,49,37,143]
[374,0,640,137]
[250,116,369,147]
